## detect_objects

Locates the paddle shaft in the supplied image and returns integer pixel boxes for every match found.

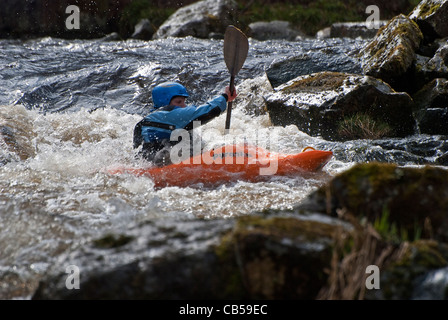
[225,75,235,131]
[223,25,248,132]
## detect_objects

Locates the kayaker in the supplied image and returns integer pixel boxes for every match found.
[133,81,237,166]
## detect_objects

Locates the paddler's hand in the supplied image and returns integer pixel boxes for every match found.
[224,86,237,102]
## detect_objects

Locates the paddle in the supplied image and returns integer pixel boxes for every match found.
[223,25,249,132]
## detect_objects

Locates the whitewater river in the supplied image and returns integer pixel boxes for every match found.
[0,36,446,299]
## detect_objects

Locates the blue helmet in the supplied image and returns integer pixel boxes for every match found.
[152,82,189,108]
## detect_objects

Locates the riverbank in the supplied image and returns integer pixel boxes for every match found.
[0,0,421,39]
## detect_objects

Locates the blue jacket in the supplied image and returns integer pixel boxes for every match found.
[133,94,228,153]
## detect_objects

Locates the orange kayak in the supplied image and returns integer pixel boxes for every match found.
[106,145,333,188]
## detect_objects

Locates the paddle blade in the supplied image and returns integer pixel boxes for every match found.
[224,25,249,77]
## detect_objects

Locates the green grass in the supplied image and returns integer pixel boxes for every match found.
[373,208,422,244]
[337,113,392,140]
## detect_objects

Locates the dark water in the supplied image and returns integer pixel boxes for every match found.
[0,36,446,299]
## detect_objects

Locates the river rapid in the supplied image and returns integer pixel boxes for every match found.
[0,36,446,299]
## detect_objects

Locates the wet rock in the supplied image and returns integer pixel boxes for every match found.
[436,151,448,165]
[317,21,388,39]
[232,215,346,299]
[264,72,416,141]
[295,162,448,242]
[367,240,448,300]
[414,41,448,88]
[152,0,237,40]
[409,0,448,41]
[31,214,346,299]
[248,20,305,41]
[359,14,423,92]
[265,43,363,88]
[236,75,273,116]
[413,78,448,135]
[131,19,155,40]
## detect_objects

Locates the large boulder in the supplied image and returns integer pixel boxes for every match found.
[31,215,344,299]
[152,0,238,39]
[264,72,416,141]
[359,14,423,92]
[409,0,448,41]
[414,41,448,88]
[265,42,363,88]
[295,162,448,242]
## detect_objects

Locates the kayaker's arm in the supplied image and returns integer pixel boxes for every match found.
[183,87,237,130]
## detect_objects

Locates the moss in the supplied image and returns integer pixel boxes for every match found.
[362,15,422,77]
[213,231,246,297]
[235,215,337,241]
[379,239,448,299]
[282,72,347,93]
[93,234,134,249]
[415,1,441,19]
[326,163,448,241]
[332,162,398,212]
[233,215,335,299]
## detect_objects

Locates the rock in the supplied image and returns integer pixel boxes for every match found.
[264,72,416,141]
[152,0,238,39]
[131,19,155,40]
[295,162,448,242]
[414,40,448,87]
[367,240,448,300]
[359,14,423,92]
[317,21,388,39]
[409,0,448,41]
[412,78,448,135]
[235,75,273,116]
[248,20,305,41]
[31,214,347,299]
[265,44,363,88]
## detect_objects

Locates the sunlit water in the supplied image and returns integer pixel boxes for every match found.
[0,36,444,299]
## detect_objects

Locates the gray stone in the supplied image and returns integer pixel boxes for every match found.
[359,14,423,92]
[409,0,448,40]
[153,0,238,40]
[265,72,416,141]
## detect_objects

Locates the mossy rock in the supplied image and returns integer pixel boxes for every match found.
[409,0,448,40]
[232,215,341,299]
[265,72,416,141]
[360,14,423,92]
[298,162,448,242]
[367,239,448,299]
